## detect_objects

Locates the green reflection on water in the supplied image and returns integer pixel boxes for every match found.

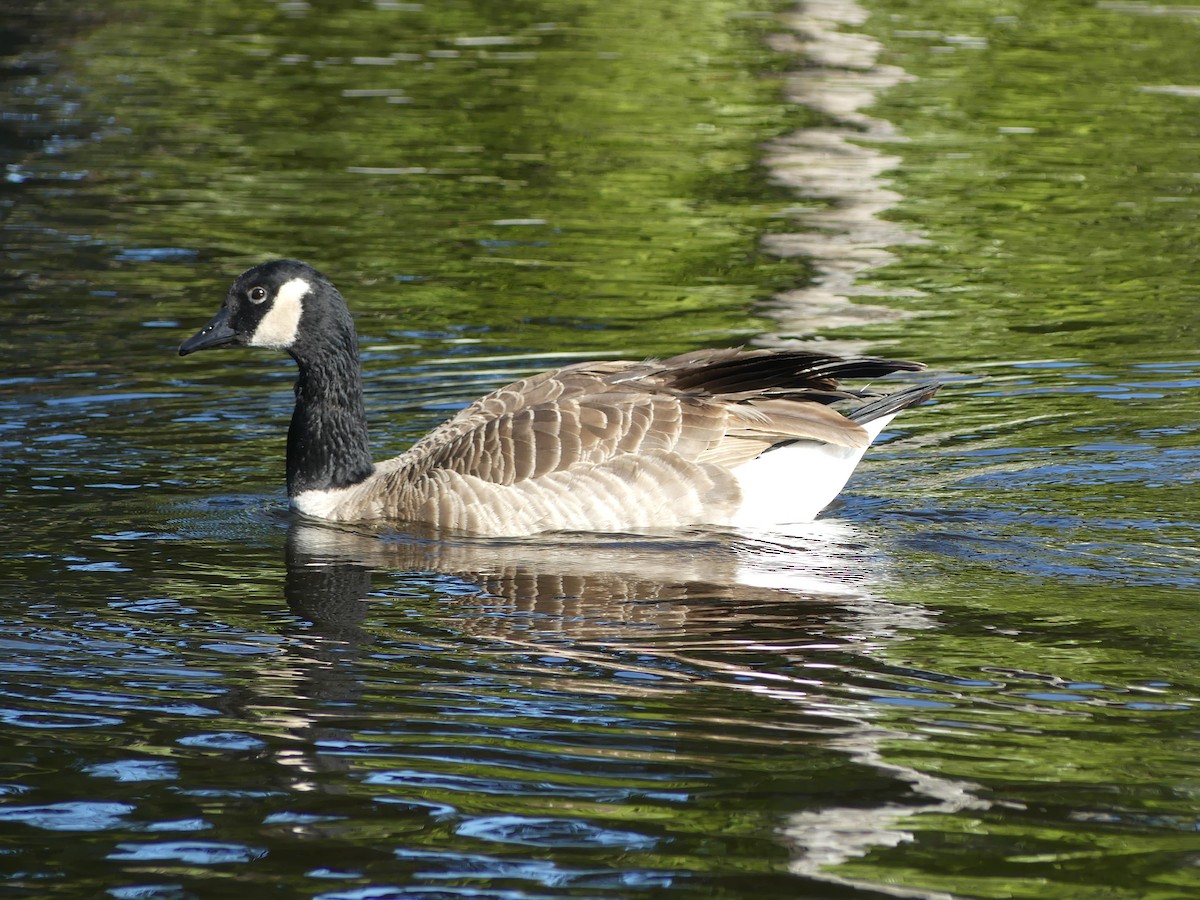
[818,2,1200,896]
[5,0,812,362]
[855,0,1200,368]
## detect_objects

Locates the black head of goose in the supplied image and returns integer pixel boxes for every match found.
[180,259,940,536]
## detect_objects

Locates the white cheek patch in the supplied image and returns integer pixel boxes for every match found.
[248,277,309,349]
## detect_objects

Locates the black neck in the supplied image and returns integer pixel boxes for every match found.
[286,337,375,496]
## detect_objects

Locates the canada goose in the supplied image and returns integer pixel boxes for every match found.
[179,259,939,536]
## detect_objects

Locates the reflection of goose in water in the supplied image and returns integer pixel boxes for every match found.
[283,521,986,895]
[283,518,914,640]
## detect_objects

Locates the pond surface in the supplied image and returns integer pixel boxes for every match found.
[2,0,1200,897]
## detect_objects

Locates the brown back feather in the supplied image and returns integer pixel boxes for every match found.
[393,349,922,488]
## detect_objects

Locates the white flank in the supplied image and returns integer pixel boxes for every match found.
[292,485,357,520]
[729,413,899,528]
[249,277,309,349]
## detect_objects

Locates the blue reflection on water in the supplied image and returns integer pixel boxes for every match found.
[0,801,135,831]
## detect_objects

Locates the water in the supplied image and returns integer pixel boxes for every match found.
[2,0,1200,897]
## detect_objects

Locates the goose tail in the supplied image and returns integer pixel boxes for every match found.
[848,381,942,427]
[729,380,940,528]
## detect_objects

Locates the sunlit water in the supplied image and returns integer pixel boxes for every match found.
[2,0,1200,897]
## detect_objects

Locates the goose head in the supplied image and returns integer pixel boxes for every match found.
[179,259,373,496]
[178,259,352,361]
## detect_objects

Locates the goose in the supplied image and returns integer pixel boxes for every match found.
[179,259,939,536]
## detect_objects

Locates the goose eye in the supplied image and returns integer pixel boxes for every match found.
[248,286,269,303]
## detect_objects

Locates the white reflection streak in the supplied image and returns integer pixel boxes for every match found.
[758,0,927,357]
[783,731,986,900]
[761,3,989,895]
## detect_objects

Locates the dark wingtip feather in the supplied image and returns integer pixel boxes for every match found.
[662,349,929,395]
[847,381,941,425]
